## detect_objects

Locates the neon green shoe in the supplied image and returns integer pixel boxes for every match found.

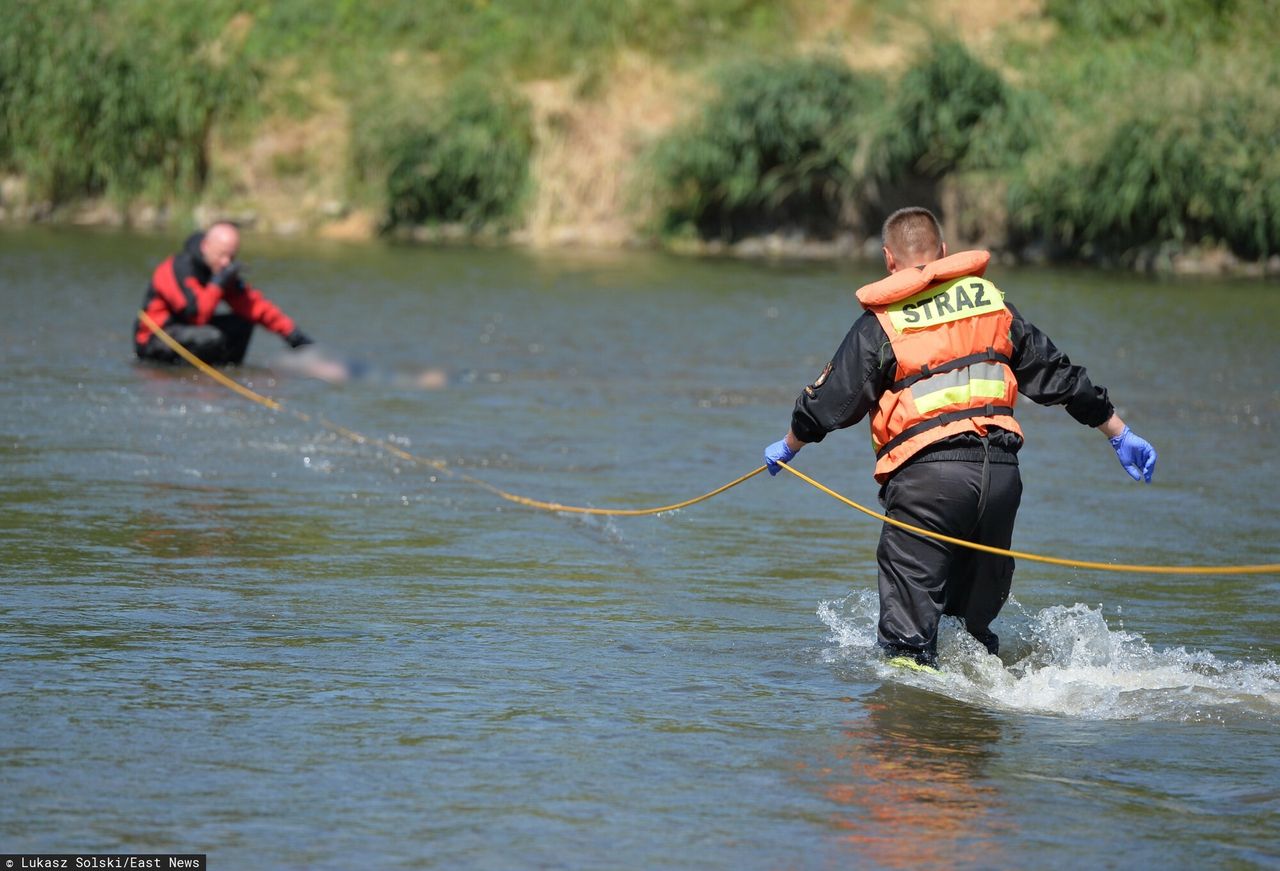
[886,655,941,675]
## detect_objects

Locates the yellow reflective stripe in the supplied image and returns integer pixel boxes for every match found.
[886,276,1006,332]
[913,378,1008,414]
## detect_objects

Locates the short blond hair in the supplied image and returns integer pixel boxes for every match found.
[881,207,944,261]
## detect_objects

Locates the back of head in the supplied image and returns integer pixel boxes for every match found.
[881,207,944,268]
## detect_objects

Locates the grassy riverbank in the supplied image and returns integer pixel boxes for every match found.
[2,0,1277,270]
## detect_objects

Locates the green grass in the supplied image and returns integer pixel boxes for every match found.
[645,0,1280,259]
[0,0,257,203]
[1002,0,1280,259]
[238,0,790,79]
[2,0,1277,260]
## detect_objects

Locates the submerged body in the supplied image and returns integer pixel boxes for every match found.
[271,345,448,389]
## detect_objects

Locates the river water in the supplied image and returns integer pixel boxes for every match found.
[2,226,1277,869]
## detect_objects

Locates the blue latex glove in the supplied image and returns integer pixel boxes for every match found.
[764,438,796,476]
[1109,426,1157,482]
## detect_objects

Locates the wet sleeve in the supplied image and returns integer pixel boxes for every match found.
[790,312,894,444]
[1008,303,1114,426]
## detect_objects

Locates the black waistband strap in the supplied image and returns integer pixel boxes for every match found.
[890,347,1013,393]
[875,404,1015,460]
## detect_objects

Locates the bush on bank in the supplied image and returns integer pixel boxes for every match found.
[873,42,1037,182]
[648,7,1280,264]
[1006,0,1280,261]
[648,56,881,242]
[648,45,1035,246]
[380,79,534,232]
[1010,92,1280,261]
[0,1,256,205]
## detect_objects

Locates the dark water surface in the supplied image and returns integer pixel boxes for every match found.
[2,227,1277,869]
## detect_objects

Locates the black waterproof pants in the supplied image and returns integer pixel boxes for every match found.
[135,314,255,366]
[876,457,1022,664]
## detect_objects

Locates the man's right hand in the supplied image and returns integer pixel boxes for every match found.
[211,262,242,288]
[764,438,797,476]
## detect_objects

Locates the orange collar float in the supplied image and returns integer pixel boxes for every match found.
[856,249,992,308]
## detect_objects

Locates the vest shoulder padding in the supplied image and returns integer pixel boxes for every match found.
[856,250,992,308]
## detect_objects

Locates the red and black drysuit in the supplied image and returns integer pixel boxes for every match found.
[790,297,1114,664]
[134,231,310,365]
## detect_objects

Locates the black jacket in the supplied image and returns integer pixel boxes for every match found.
[790,302,1115,466]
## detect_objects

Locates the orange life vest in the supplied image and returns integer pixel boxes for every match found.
[856,250,1022,482]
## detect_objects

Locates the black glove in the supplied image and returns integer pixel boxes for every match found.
[286,329,315,349]
[211,261,242,288]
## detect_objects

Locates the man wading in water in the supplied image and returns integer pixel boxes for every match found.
[134,222,314,365]
[762,207,1158,668]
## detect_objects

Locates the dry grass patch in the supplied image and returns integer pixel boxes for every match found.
[521,53,699,247]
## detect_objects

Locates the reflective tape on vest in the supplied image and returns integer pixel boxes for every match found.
[911,362,1010,414]
[886,276,1006,332]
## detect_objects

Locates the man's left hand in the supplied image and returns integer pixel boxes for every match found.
[286,329,315,349]
[1110,426,1157,483]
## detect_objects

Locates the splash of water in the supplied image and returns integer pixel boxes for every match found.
[818,590,1280,722]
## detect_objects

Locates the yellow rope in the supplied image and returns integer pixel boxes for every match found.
[775,461,1280,575]
[139,311,282,410]
[478,465,767,515]
[136,310,1279,574]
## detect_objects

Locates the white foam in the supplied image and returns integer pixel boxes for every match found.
[818,591,1280,722]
